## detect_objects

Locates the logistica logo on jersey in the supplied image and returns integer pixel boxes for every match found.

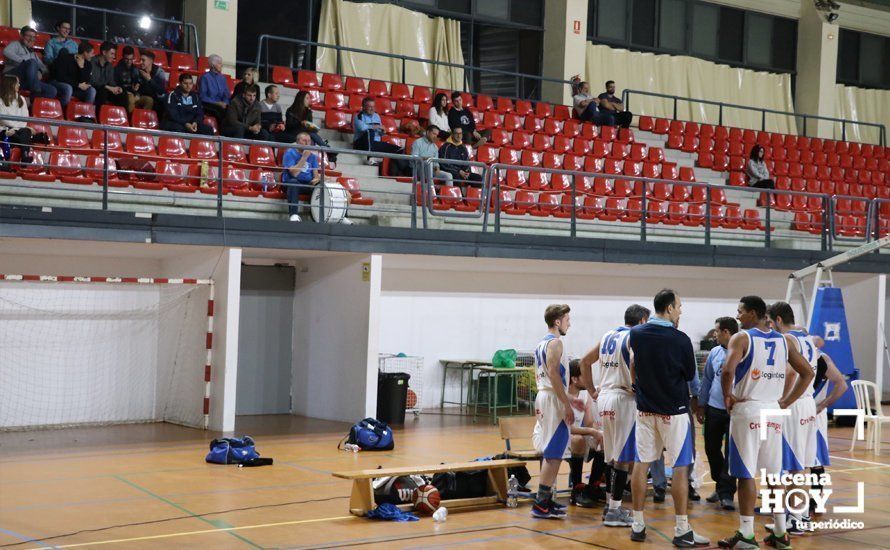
[759,470,865,531]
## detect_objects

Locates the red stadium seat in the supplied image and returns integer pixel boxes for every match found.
[496,97,514,113]
[475,94,494,112]
[65,100,96,121]
[189,139,217,160]
[412,86,432,104]
[90,129,122,153]
[170,52,196,71]
[156,160,195,192]
[367,80,388,97]
[56,126,90,150]
[389,83,410,101]
[271,66,297,88]
[50,151,91,184]
[157,136,188,158]
[503,113,522,132]
[553,105,571,120]
[99,105,128,126]
[125,133,156,156]
[344,77,366,95]
[131,108,158,129]
[84,155,127,186]
[638,116,654,131]
[515,100,533,116]
[221,142,246,163]
[535,102,552,118]
[32,97,63,119]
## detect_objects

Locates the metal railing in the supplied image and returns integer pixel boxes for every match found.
[1,112,887,254]
[253,35,574,102]
[25,0,200,59]
[622,89,888,147]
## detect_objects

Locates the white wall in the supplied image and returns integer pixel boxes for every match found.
[378,256,807,410]
[291,253,381,422]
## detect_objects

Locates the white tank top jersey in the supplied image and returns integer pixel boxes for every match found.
[789,329,819,398]
[595,326,632,392]
[732,328,789,402]
[535,333,567,392]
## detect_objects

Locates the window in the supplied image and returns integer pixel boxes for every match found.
[438,0,471,13]
[859,33,885,87]
[745,12,772,68]
[659,0,686,51]
[837,28,890,89]
[771,17,796,72]
[510,0,542,26]
[691,3,718,58]
[597,0,627,42]
[476,0,508,19]
[717,7,744,62]
[838,29,860,82]
[631,0,656,47]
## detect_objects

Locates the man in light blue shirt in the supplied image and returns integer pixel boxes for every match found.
[411,125,452,186]
[696,316,738,510]
[352,96,410,177]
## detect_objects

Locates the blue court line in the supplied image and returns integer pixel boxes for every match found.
[0,525,55,549]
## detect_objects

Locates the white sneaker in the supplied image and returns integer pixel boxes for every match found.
[365,157,381,166]
[289,214,301,222]
[340,217,354,225]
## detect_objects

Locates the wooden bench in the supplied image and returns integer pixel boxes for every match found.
[332,459,525,516]
[498,415,542,460]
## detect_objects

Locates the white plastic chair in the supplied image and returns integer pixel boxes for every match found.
[850,380,890,455]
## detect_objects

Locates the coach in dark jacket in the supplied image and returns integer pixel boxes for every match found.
[626,288,708,547]
[437,127,482,188]
[161,73,213,135]
[221,86,270,141]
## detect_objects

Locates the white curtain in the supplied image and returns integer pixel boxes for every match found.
[834,84,889,145]
[317,0,464,90]
[585,44,796,134]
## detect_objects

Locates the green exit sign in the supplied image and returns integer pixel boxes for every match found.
[214,0,229,10]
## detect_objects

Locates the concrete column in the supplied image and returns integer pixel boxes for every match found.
[541,0,587,106]
[183,0,238,75]
[795,1,839,139]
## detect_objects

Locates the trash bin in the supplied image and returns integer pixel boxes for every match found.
[377,371,411,425]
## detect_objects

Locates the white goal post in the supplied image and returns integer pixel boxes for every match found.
[0,274,214,430]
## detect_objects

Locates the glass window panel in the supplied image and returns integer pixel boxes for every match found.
[837,29,860,82]
[631,0,656,47]
[597,0,627,42]
[859,33,884,86]
[691,3,718,57]
[439,0,471,13]
[771,17,797,71]
[717,7,744,62]
[745,13,773,67]
[477,0,509,19]
[658,0,686,51]
[510,0,542,26]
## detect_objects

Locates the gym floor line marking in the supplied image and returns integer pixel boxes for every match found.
[50,515,354,548]
[830,455,890,467]
[110,475,262,549]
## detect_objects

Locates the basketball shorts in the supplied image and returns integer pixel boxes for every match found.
[533,390,570,460]
[588,397,603,453]
[782,396,818,471]
[728,400,783,479]
[635,411,694,468]
[814,407,830,467]
[598,390,637,464]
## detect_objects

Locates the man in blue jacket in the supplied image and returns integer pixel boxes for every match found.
[199,54,228,123]
[162,73,213,135]
[352,96,410,176]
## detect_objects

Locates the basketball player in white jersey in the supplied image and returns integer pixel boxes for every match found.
[565,359,604,502]
[531,304,578,519]
[718,296,813,550]
[809,337,847,513]
[767,302,819,535]
[580,304,650,526]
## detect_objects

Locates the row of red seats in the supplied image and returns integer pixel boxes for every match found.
[496,173,729,204]
[644,116,889,159]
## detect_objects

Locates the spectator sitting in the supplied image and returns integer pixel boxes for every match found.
[136,50,168,113]
[221,86,270,141]
[411,125,452,186]
[573,81,611,125]
[746,145,775,189]
[285,90,337,164]
[598,80,633,128]
[353,96,411,176]
[259,84,292,143]
[2,26,57,99]
[281,132,354,225]
[0,75,36,165]
[198,54,229,123]
[114,46,153,112]
[447,91,489,145]
[231,67,259,99]
[427,92,450,140]
[90,41,127,108]
[43,20,77,66]
[438,127,482,191]
[161,73,213,135]
[50,41,96,107]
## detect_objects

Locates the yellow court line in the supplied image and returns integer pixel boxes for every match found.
[51,515,355,549]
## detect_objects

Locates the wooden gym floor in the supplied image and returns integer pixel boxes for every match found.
[2,412,889,549]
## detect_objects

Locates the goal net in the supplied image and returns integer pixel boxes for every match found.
[0,275,213,431]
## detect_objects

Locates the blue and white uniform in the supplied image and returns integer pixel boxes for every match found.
[532,333,570,459]
[813,354,832,466]
[783,330,819,471]
[595,326,638,463]
[728,328,789,479]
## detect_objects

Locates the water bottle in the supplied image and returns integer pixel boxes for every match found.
[507,475,518,508]
[343,443,360,453]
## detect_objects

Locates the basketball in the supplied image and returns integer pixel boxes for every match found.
[406,388,417,408]
[412,484,440,515]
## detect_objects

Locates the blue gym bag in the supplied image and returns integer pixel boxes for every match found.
[205,436,273,466]
[341,418,395,451]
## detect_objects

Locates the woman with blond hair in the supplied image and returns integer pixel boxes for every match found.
[231,66,260,99]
